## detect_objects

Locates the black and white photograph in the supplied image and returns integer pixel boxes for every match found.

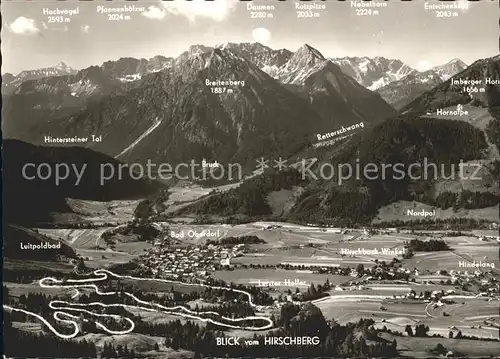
[1,0,500,358]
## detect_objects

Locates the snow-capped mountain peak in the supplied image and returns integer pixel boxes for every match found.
[296,44,325,61]
[2,62,79,94]
[431,58,467,81]
[188,45,213,56]
[275,44,327,84]
[211,42,292,78]
[329,56,416,90]
[448,58,466,65]
[215,42,230,50]
[55,62,72,71]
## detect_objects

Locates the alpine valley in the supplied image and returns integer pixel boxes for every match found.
[4,43,397,166]
[2,43,498,227]
[3,42,500,359]
[3,43,470,166]
[178,53,499,226]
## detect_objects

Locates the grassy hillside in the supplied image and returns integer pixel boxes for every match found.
[486,106,500,151]
[401,55,500,116]
[4,224,77,261]
[175,117,493,225]
[178,168,306,217]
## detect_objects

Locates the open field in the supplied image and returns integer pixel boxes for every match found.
[471,229,499,238]
[115,278,206,295]
[5,282,74,298]
[142,347,194,359]
[213,268,349,288]
[451,244,499,263]
[329,283,461,297]
[168,183,239,203]
[315,294,499,341]
[186,299,221,309]
[435,165,500,196]
[164,183,240,214]
[315,298,384,323]
[12,321,44,333]
[163,187,214,215]
[166,223,497,274]
[315,290,499,338]
[76,248,135,269]
[422,105,493,131]
[76,333,172,354]
[365,304,428,320]
[168,222,408,251]
[442,235,492,245]
[112,240,152,254]
[403,252,463,273]
[445,235,499,247]
[429,299,499,322]
[231,252,375,267]
[37,227,153,269]
[165,223,420,269]
[6,218,498,356]
[167,186,213,203]
[66,184,238,224]
[38,228,111,249]
[166,223,259,244]
[224,327,277,339]
[423,104,500,160]
[4,258,75,273]
[403,249,499,273]
[126,307,203,325]
[267,188,302,216]
[166,222,356,246]
[380,332,500,357]
[66,199,140,224]
[78,332,194,358]
[373,200,499,223]
[376,320,499,340]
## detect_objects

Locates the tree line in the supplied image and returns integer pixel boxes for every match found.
[182,168,305,217]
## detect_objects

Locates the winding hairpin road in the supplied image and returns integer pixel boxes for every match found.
[3,269,274,339]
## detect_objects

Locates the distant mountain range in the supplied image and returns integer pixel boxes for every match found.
[2,45,467,107]
[432,58,469,81]
[1,57,173,95]
[215,45,467,109]
[329,57,467,109]
[4,224,77,261]
[376,70,443,110]
[100,55,173,82]
[401,55,500,116]
[177,54,500,225]
[181,116,497,224]
[3,139,163,225]
[2,43,498,226]
[2,62,78,93]
[3,42,395,167]
[330,57,467,90]
[376,58,468,110]
[330,56,415,90]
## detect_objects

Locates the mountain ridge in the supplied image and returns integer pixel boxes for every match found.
[2,43,468,99]
[3,139,164,226]
[4,43,396,168]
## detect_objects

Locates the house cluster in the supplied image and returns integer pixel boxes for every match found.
[139,242,244,281]
[446,270,498,293]
[358,265,413,281]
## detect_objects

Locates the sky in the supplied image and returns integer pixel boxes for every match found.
[1,0,499,74]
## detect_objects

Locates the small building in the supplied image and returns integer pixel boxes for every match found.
[220,256,231,266]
